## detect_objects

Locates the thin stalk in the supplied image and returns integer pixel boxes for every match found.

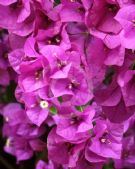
[0,156,15,169]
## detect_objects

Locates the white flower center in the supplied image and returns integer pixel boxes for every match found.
[40,100,49,109]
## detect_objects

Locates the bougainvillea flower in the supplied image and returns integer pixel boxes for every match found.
[103,97,135,123]
[117,0,134,7]
[18,56,50,92]
[47,128,70,165]
[19,92,49,126]
[0,1,33,36]
[37,26,71,50]
[2,103,26,126]
[9,36,42,74]
[81,0,93,10]
[8,49,24,73]
[60,1,85,23]
[0,68,10,86]
[33,8,62,41]
[114,136,135,169]
[1,0,135,168]
[0,34,10,85]
[3,103,46,162]
[66,22,90,56]
[86,119,124,161]
[0,0,31,23]
[118,70,135,107]
[86,0,122,34]
[56,106,95,143]
[73,157,104,169]
[115,5,135,49]
[36,160,57,169]
[5,136,34,161]
[47,127,85,167]
[86,37,106,87]
[16,121,45,138]
[40,45,80,71]
[34,0,54,13]
[0,0,17,6]
[8,33,26,50]
[51,66,92,105]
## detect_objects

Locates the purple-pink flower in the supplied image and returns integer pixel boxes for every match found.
[1,1,135,169]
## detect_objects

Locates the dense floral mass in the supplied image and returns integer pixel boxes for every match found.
[0,0,135,169]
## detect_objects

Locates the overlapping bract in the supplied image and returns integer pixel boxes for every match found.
[0,0,135,169]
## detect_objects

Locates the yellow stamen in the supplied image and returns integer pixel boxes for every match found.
[47,40,52,44]
[55,38,60,43]
[6,138,10,147]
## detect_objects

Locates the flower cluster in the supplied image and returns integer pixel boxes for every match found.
[0,0,135,169]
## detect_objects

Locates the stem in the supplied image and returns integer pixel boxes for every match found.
[0,156,15,169]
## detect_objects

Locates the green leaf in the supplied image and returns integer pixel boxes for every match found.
[103,67,115,86]
[0,81,16,103]
[58,96,63,103]
[75,106,83,112]
[103,159,114,169]
[129,60,135,70]
[54,0,61,6]
[50,106,57,115]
